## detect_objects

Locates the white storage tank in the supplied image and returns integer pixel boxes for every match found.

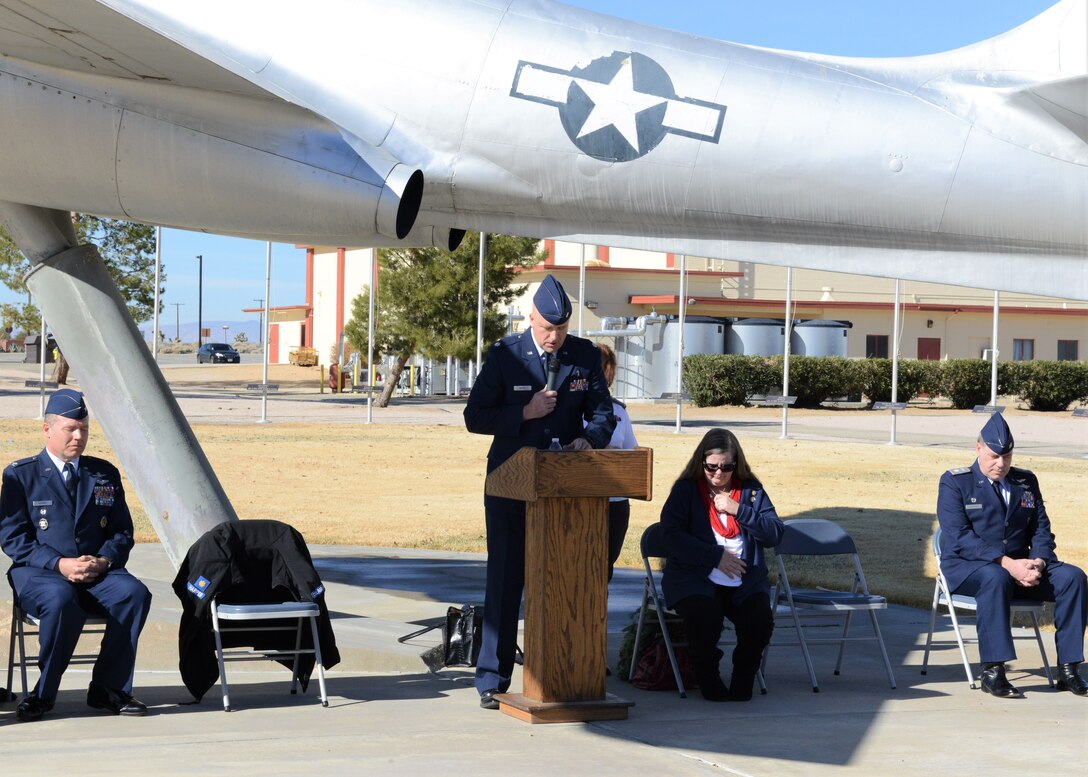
[726,318,786,356]
[615,315,726,400]
[792,320,852,357]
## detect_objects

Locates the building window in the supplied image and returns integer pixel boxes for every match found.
[865,335,889,358]
[1057,340,1078,361]
[1012,339,1034,361]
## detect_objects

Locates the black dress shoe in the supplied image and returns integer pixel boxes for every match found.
[87,684,148,716]
[698,675,730,702]
[16,694,52,722]
[1055,663,1088,695]
[980,663,1022,698]
[479,689,501,710]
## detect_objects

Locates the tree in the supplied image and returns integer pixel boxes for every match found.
[0,215,163,382]
[345,233,543,406]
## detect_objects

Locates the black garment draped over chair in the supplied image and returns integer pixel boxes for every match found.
[171,519,340,701]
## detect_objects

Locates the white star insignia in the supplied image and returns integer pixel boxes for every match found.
[574,57,666,153]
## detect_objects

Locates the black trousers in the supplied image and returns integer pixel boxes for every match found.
[607,500,630,582]
[672,587,773,684]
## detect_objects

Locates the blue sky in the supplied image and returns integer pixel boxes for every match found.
[0,1,1059,325]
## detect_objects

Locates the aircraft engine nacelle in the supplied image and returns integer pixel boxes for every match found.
[0,59,423,242]
[370,224,467,251]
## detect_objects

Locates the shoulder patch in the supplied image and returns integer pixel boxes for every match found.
[947,466,971,475]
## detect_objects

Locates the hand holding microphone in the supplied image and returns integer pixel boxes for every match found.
[545,354,560,392]
[523,355,560,420]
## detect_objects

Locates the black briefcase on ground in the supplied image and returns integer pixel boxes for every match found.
[401,604,483,672]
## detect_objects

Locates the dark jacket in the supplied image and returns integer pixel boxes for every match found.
[172,519,340,701]
[464,331,615,472]
[936,462,1057,592]
[1,451,134,571]
[660,478,784,609]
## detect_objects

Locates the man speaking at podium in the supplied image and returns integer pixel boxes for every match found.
[465,274,615,709]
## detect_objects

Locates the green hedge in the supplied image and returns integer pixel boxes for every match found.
[681,354,1087,410]
[682,354,777,406]
[939,359,1016,409]
[1003,360,1088,411]
[766,355,858,408]
[848,358,940,405]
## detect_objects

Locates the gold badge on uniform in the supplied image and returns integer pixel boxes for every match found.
[38,517,49,530]
[100,516,108,528]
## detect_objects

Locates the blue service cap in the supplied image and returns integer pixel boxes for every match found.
[45,388,88,420]
[979,412,1013,455]
[533,274,572,325]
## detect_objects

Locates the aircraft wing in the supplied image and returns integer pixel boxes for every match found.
[0,0,266,96]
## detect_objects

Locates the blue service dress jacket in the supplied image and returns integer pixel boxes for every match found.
[660,478,784,609]
[464,330,615,470]
[0,450,135,571]
[936,461,1057,592]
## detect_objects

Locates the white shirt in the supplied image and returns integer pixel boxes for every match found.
[46,450,79,480]
[709,532,744,587]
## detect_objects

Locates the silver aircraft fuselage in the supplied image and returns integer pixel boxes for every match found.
[0,0,1084,296]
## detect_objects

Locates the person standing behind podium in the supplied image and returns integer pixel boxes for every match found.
[0,389,152,722]
[594,342,637,582]
[464,274,615,710]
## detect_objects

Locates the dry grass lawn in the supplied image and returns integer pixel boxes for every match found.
[1,417,1082,611]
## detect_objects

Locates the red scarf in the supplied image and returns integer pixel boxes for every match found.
[698,479,742,539]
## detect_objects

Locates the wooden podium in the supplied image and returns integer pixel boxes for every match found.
[485,446,653,723]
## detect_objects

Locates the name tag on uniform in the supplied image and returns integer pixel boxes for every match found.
[965,504,983,511]
[514,385,532,391]
[32,500,52,506]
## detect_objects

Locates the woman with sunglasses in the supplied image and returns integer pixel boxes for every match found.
[659,428,785,701]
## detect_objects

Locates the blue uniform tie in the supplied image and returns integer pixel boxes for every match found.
[64,462,78,500]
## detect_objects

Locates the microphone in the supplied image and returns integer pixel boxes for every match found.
[545,355,560,392]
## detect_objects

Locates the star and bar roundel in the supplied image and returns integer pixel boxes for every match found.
[510,51,726,162]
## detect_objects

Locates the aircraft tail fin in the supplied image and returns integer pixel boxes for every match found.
[946,0,1086,77]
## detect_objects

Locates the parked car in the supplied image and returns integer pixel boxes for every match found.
[197,342,241,364]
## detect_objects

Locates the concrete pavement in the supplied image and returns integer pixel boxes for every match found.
[1,361,1085,774]
[2,542,1085,776]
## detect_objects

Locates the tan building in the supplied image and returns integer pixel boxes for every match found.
[245,246,378,366]
[518,241,1088,364]
[257,240,1087,373]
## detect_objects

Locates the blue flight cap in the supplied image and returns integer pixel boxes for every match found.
[533,274,572,325]
[979,412,1014,455]
[45,388,88,420]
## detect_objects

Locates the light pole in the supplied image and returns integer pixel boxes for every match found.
[171,302,184,342]
[253,298,264,344]
[196,254,203,346]
[222,324,229,343]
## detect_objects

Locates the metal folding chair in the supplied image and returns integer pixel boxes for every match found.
[629,523,766,698]
[920,527,1054,688]
[6,600,106,698]
[210,598,328,712]
[766,518,896,692]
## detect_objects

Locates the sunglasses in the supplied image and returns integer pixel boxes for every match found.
[703,461,736,473]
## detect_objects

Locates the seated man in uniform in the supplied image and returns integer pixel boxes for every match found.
[1,389,152,721]
[936,412,1087,698]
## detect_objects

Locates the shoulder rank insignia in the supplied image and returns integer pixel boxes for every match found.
[947,466,971,475]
